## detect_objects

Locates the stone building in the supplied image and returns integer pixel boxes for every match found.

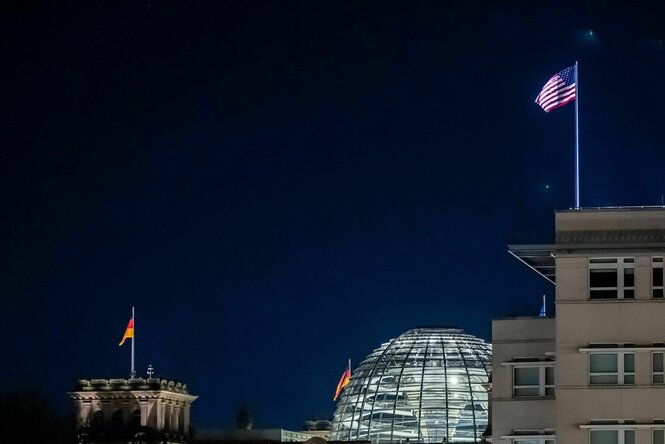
[493,207,665,444]
[69,377,197,443]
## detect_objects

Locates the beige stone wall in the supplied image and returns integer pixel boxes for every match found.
[553,209,665,444]
[492,318,555,443]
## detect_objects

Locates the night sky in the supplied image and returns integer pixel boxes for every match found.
[2,0,665,432]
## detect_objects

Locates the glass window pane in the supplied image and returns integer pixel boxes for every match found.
[590,289,618,299]
[545,387,555,396]
[590,269,618,287]
[624,268,635,286]
[623,374,635,384]
[590,430,618,444]
[590,374,618,384]
[624,430,635,444]
[655,289,664,299]
[545,366,555,385]
[514,387,539,396]
[655,268,664,287]
[623,289,635,299]
[654,353,663,373]
[590,354,618,372]
[624,353,635,372]
[654,430,664,444]
[514,367,539,385]
[655,374,664,384]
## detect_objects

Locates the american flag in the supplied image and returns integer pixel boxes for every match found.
[535,66,576,112]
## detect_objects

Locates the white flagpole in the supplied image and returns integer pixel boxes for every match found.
[575,61,580,208]
[131,306,136,378]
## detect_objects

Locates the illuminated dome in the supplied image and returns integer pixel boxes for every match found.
[331,327,491,443]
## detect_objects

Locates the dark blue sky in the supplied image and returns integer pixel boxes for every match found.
[2,0,665,431]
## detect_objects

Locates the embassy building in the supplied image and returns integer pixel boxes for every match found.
[493,207,665,444]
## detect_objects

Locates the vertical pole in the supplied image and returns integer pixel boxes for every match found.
[131,306,136,378]
[575,61,580,208]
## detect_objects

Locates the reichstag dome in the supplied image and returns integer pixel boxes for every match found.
[331,327,491,443]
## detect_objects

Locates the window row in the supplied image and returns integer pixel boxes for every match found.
[589,257,663,300]
[590,429,634,444]
[589,429,665,444]
[588,352,665,385]
[513,439,555,444]
[512,366,555,397]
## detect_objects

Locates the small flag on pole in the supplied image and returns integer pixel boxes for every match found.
[535,66,576,112]
[119,318,134,346]
[539,295,547,317]
[333,360,351,401]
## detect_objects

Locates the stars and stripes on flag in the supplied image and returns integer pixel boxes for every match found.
[535,66,576,112]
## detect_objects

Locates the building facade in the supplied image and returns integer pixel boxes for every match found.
[491,317,555,443]
[69,377,197,443]
[495,207,665,444]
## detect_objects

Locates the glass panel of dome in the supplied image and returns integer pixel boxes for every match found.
[332,328,491,443]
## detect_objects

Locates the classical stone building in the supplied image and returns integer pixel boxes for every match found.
[69,377,197,443]
[493,207,665,444]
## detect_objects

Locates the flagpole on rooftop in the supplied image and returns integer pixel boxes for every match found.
[131,306,136,379]
[575,61,580,208]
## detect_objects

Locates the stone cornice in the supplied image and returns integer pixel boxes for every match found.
[556,229,665,244]
[70,378,197,403]
[68,390,197,403]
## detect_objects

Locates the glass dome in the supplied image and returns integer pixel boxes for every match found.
[331,327,491,443]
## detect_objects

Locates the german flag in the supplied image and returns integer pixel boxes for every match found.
[333,361,351,401]
[119,318,134,346]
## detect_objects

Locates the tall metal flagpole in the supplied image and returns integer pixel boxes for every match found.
[575,61,580,208]
[131,306,136,378]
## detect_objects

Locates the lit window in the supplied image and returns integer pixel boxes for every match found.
[654,353,665,384]
[513,366,555,397]
[589,352,634,385]
[590,258,634,300]
[590,429,634,444]
[654,258,664,299]
[655,429,665,444]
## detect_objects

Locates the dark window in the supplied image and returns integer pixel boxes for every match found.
[92,410,104,429]
[589,258,634,300]
[131,409,141,428]
[654,258,664,299]
[111,410,123,428]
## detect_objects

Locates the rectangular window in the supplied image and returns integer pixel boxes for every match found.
[513,366,555,397]
[589,429,634,444]
[590,258,634,300]
[654,258,664,299]
[655,430,665,444]
[654,353,664,384]
[589,353,634,385]
[513,439,555,444]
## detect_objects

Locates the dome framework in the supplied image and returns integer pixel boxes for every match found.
[331,328,491,443]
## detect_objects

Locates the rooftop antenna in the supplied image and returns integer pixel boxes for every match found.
[147,364,155,378]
